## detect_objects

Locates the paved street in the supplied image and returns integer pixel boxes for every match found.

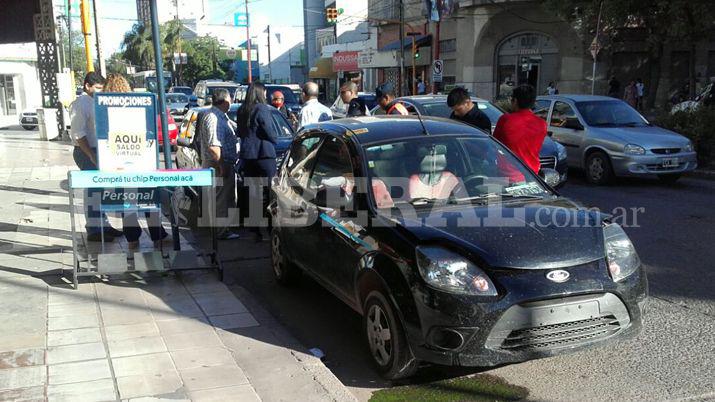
[223,171,715,401]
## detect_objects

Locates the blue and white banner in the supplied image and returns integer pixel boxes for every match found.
[69,170,214,189]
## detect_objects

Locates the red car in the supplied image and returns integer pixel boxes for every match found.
[157,109,179,150]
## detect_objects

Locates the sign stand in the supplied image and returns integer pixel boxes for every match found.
[67,169,220,289]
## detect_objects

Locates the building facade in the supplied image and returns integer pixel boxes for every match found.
[0,43,42,122]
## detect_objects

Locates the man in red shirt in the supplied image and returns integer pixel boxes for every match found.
[493,84,546,174]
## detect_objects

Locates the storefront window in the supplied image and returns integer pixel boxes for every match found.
[496,33,559,99]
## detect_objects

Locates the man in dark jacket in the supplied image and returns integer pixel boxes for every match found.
[340,81,367,117]
[447,87,492,134]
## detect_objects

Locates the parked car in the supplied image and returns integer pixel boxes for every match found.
[168,86,193,96]
[265,85,303,117]
[270,116,647,379]
[536,95,697,184]
[157,108,179,150]
[165,93,189,122]
[330,92,378,118]
[193,80,242,106]
[176,104,294,171]
[19,109,39,130]
[373,95,568,187]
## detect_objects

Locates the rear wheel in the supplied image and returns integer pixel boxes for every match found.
[658,173,681,184]
[363,290,418,380]
[271,230,300,285]
[585,151,614,185]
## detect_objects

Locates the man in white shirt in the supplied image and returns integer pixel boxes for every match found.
[69,72,122,241]
[299,81,332,127]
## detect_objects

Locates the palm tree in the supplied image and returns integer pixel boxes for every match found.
[122,23,155,69]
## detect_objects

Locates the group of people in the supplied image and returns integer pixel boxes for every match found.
[71,70,546,246]
[609,76,645,110]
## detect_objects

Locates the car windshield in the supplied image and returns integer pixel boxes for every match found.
[364,136,551,209]
[576,100,649,127]
[267,87,298,104]
[170,87,192,96]
[207,86,239,96]
[166,94,188,104]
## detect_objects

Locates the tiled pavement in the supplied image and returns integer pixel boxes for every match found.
[0,129,354,401]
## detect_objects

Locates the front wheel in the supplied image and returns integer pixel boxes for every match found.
[658,173,681,184]
[363,291,418,380]
[585,151,614,185]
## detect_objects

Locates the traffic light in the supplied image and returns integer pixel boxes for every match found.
[326,8,337,23]
[414,48,420,59]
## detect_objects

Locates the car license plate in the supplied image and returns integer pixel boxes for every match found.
[532,301,600,326]
[662,158,679,168]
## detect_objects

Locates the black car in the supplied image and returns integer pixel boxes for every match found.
[269,116,647,379]
[266,85,302,116]
[383,95,568,187]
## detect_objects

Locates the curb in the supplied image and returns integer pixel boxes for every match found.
[229,284,358,402]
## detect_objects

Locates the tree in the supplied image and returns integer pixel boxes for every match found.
[545,0,715,107]
[121,23,155,70]
[181,36,226,86]
[56,21,91,84]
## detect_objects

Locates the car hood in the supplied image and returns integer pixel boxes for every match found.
[392,199,606,269]
[540,136,559,158]
[591,125,690,148]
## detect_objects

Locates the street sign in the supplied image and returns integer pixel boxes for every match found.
[590,36,602,59]
[225,48,237,58]
[432,59,443,83]
[233,12,249,27]
[94,93,158,172]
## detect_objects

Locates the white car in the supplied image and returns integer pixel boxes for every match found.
[19,109,39,130]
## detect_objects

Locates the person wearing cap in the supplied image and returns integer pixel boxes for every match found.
[376,83,408,115]
[340,81,368,117]
[270,90,297,125]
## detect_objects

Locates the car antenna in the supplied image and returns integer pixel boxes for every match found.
[395,99,430,136]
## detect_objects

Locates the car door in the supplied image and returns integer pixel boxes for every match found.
[548,101,585,167]
[274,132,324,270]
[304,135,364,299]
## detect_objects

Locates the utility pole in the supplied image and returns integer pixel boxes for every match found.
[267,25,272,83]
[80,0,94,72]
[591,0,604,95]
[245,0,252,83]
[407,32,418,95]
[67,0,73,73]
[433,20,440,94]
[92,0,106,76]
[398,0,404,96]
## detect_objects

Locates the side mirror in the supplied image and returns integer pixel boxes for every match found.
[564,117,584,131]
[540,168,561,188]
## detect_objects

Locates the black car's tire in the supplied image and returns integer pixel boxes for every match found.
[658,173,681,184]
[270,230,300,285]
[363,290,418,381]
[585,151,614,185]
[22,125,35,130]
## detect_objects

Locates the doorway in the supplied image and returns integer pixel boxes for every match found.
[496,33,559,98]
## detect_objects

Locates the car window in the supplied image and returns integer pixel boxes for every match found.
[550,101,577,127]
[422,103,452,118]
[575,100,648,127]
[270,111,295,138]
[267,87,298,104]
[477,102,504,125]
[533,100,551,121]
[286,135,322,189]
[207,86,238,96]
[309,136,353,191]
[166,94,188,103]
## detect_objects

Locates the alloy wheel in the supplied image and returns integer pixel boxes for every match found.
[367,304,393,366]
[589,157,605,181]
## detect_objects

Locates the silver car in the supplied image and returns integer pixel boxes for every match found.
[165,93,189,122]
[536,95,696,184]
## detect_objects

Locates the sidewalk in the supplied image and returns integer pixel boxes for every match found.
[0,129,355,401]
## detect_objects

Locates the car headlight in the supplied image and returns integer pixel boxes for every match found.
[624,144,646,155]
[603,223,640,282]
[556,142,567,161]
[684,141,694,152]
[416,246,497,296]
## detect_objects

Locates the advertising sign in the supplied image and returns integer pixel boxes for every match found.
[94,93,158,172]
[332,51,359,72]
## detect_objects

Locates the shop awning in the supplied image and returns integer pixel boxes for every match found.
[309,57,337,79]
[380,35,432,51]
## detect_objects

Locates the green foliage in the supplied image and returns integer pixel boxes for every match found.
[655,106,715,168]
[369,374,528,402]
[181,36,226,85]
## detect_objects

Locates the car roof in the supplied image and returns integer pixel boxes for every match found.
[205,81,240,87]
[537,94,618,102]
[397,95,490,103]
[304,115,489,145]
